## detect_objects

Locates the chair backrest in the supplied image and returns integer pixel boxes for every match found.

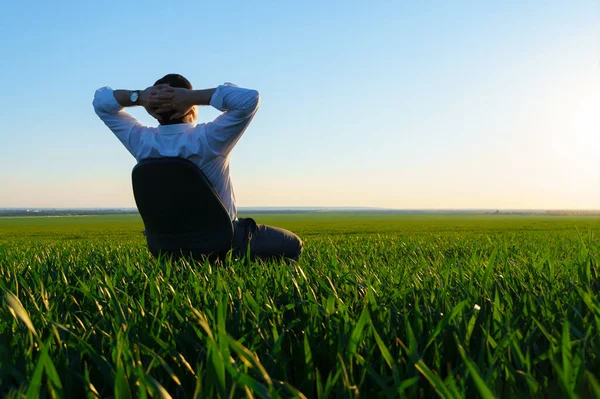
[132,157,233,259]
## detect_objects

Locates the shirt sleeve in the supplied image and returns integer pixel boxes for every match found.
[92,87,148,159]
[204,83,260,156]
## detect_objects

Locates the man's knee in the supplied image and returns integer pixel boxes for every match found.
[286,234,303,261]
[249,224,303,261]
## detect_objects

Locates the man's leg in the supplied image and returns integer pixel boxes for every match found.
[232,218,303,261]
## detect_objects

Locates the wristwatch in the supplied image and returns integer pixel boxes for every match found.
[130,90,139,105]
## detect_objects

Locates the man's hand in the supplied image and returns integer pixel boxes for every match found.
[151,87,196,120]
[140,84,174,120]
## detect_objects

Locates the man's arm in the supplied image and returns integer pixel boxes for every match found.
[153,88,217,118]
[113,89,140,107]
[92,87,148,158]
[153,83,260,156]
[206,84,260,156]
[93,85,172,158]
[113,86,171,118]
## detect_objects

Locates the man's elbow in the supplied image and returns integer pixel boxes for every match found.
[246,90,260,113]
[92,87,116,115]
[92,88,105,115]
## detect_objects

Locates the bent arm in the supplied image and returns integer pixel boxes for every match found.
[205,83,260,156]
[186,88,217,106]
[113,89,141,107]
[92,87,148,158]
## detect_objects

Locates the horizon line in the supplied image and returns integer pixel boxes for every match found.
[2,206,600,212]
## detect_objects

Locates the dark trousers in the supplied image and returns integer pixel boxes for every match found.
[232,218,303,261]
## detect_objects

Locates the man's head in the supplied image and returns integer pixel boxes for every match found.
[152,74,197,125]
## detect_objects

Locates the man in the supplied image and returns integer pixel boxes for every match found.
[93,74,303,261]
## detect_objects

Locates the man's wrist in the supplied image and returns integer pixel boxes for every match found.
[137,89,149,107]
[114,89,144,107]
[190,88,217,106]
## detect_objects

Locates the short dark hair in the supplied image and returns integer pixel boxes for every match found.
[153,74,193,125]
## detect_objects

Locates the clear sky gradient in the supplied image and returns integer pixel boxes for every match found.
[1,1,598,209]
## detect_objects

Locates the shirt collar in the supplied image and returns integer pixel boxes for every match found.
[157,123,196,134]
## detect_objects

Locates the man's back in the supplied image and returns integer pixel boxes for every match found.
[93,82,260,221]
[93,75,301,261]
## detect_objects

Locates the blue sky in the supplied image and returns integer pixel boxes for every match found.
[1,1,598,209]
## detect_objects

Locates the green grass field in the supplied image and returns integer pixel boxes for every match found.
[1,214,599,398]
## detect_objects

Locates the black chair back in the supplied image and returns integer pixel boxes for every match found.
[132,157,233,260]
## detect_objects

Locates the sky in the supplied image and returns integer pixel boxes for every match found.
[0,1,599,209]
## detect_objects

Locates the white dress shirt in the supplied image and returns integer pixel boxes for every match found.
[93,83,260,221]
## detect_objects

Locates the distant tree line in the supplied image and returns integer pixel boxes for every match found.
[488,210,600,216]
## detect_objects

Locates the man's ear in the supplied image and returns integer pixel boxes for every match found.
[188,105,198,122]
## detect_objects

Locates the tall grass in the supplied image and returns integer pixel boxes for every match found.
[0,215,599,397]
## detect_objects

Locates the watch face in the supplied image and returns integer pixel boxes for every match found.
[130,91,139,103]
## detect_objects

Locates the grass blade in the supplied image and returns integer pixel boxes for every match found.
[456,341,496,399]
